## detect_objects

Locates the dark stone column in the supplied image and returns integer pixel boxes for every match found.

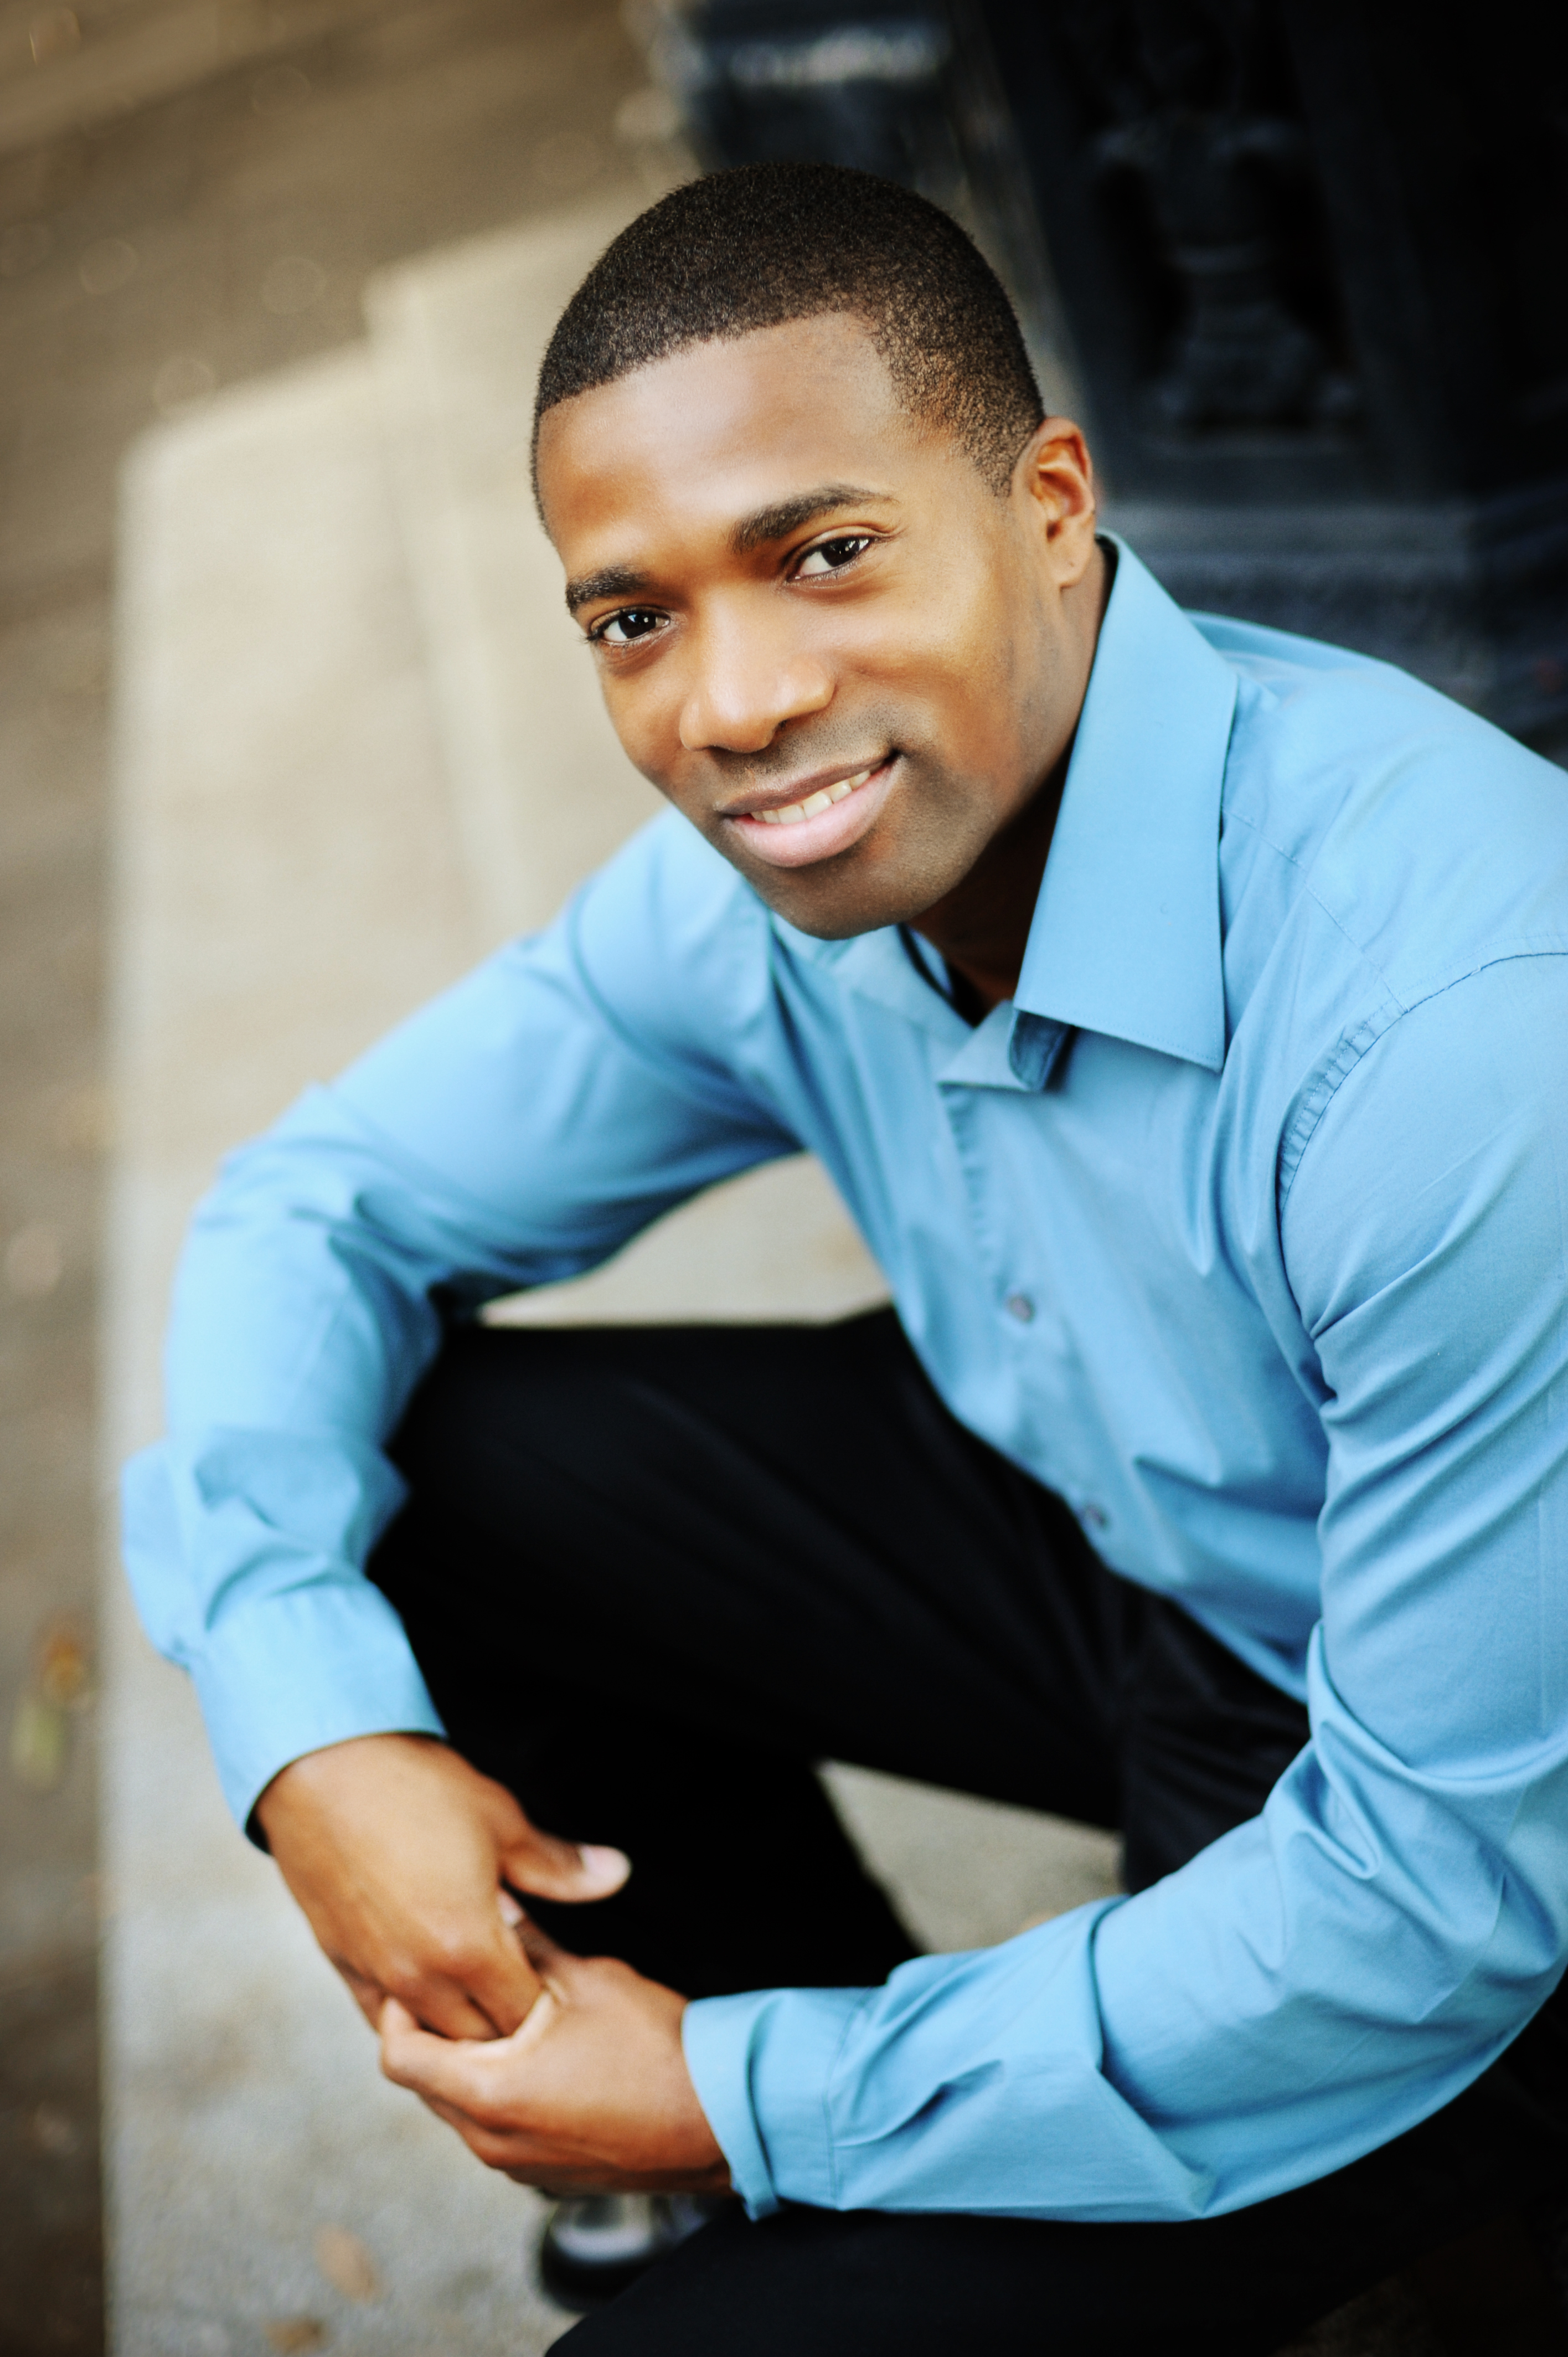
[648,0,1075,413]
[977,0,1568,745]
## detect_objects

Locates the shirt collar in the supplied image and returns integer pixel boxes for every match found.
[770,536,1237,1076]
[1013,536,1236,1075]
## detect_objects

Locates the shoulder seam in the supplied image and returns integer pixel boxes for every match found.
[1277,948,1568,1218]
[1223,801,1411,1014]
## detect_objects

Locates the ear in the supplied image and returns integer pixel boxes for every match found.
[1013,418,1099,588]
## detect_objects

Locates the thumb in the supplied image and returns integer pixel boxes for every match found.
[513,1910,574,1987]
[493,1898,577,2006]
[501,1828,631,1904]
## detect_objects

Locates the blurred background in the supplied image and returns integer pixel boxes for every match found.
[2,3,1564,2351]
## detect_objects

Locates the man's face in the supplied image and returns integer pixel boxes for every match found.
[535,313,1098,940]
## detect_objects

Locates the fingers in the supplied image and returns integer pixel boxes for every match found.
[501,1829,631,1905]
[413,1980,520,2041]
[394,2068,544,2173]
[495,1895,568,1989]
[379,1992,622,2181]
[512,1912,573,1984]
[426,1920,545,2040]
[498,1903,599,2000]
[332,1957,394,2030]
[359,1900,544,2041]
[337,1944,534,2041]
[377,1994,460,2097]
[378,1964,729,2193]
[379,1989,562,2109]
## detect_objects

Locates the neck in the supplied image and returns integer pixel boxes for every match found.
[911,540,1111,1016]
[912,763,1069,1016]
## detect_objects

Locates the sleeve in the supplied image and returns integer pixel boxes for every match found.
[122,815,798,1830]
[684,950,1568,2220]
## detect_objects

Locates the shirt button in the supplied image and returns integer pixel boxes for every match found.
[1004,1291,1035,1323]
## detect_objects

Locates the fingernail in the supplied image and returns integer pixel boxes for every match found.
[576,1843,631,1886]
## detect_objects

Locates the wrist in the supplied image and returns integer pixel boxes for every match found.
[254,1730,448,1844]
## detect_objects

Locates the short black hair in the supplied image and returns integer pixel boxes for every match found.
[533,161,1043,498]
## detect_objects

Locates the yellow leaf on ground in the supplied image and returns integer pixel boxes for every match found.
[10,1691,68,1792]
[38,1619,92,1708]
[314,2225,381,2302]
[264,2322,326,2354]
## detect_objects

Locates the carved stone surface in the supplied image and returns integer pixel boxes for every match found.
[1044,2,1359,441]
[662,1,956,186]
[980,0,1568,743]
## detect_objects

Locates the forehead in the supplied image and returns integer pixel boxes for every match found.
[535,313,926,548]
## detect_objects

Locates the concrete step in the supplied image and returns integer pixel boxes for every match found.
[105,344,563,2356]
[0,0,398,158]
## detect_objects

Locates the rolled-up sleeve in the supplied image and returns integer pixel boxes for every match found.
[123,815,797,1828]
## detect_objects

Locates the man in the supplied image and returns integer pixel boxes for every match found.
[125,162,1568,2350]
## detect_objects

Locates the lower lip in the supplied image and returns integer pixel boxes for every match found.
[725,758,898,869]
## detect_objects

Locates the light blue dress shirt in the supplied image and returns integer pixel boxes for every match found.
[123,542,1568,2224]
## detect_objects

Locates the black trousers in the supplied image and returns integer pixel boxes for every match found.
[371,1310,1568,2353]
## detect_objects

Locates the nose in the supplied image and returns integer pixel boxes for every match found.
[677,603,833,753]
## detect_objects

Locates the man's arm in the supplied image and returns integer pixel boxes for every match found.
[124,814,796,2036]
[585,954,1568,2222]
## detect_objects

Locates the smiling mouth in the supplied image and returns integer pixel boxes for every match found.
[720,753,899,871]
[753,764,877,827]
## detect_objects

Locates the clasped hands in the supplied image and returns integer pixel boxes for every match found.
[254,1732,729,2193]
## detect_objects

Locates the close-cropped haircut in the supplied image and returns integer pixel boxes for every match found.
[533,162,1043,498]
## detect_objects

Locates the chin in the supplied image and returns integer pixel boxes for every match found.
[744,862,940,943]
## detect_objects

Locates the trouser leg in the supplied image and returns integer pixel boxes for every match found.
[371,1308,1308,1984]
[371,1309,1128,1993]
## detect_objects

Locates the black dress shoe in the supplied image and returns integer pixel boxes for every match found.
[538,2193,728,2310]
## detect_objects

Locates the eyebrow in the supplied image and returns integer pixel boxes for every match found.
[564,562,651,618]
[730,482,890,555]
[563,482,891,616]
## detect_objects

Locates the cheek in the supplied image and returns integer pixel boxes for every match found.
[906,583,1051,776]
[597,663,686,785]
[864,624,1015,763]
[867,555,1015,705]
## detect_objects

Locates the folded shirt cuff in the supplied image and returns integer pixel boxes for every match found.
[682,1985,866,2219]
[122,1441,447,1834]
[189,1579,447,1833]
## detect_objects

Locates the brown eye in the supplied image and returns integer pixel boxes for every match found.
[594,608,666,646]
[795,535,874,578]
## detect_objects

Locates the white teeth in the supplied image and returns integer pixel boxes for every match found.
[754,766,875,827]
